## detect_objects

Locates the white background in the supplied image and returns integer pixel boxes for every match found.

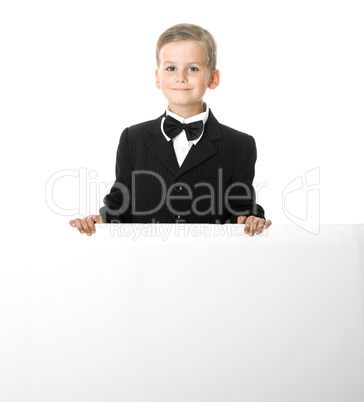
[1,0,364,233]
[1,2,364,400]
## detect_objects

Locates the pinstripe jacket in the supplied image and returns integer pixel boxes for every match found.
[99,109,265,224]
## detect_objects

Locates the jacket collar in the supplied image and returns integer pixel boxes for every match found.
[147,109,223,180]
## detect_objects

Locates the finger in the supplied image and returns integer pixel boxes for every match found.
[256,219,266,235]
[69,219,76,228]
[244,215,255,234]
[264,220,273,229]
[73,218,85,234]
[249,217,261,236]
[237,216,247,224]
[87,216,96,235]
[81,218,92,236]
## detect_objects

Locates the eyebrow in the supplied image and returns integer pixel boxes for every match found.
[162,61,202,65]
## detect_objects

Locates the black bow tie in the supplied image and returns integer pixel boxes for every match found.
[163,115,204,141]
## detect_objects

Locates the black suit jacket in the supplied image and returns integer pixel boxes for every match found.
[99,109,265,223]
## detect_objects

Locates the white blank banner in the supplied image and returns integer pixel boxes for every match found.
[1,224,364,401]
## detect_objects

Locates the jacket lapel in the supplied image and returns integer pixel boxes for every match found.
[147,113,180,176]
[147,109,223,179]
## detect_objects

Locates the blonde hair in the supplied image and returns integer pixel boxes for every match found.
[156,23,217,73]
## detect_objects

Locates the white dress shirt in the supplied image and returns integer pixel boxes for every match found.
[160,102,210,167]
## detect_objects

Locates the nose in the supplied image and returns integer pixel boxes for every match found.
[175,70,187,83]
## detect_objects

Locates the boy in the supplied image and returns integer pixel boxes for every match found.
[69,23,272,236]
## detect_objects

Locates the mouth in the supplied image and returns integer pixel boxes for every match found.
[171,88,191,91]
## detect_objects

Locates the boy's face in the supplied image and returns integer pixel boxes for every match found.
[155,40,219,116]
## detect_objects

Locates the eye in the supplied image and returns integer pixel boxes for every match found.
[188,67,198,72]
[166,66,175,71]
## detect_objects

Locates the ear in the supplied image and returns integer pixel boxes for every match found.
[155,69,161,89]
[208,69,220,90]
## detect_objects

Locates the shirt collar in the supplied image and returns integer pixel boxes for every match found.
[166,102,209,125]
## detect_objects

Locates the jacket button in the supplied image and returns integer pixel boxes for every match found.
[173,214,181,219]
[175,185,183,192]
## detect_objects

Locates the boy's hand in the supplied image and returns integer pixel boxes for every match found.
[237,215,272,236]
[69,215,103,236]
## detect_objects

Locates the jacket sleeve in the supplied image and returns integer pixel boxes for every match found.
[99,127,133,223]
[226,134,265,223]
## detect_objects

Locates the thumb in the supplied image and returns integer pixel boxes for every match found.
[92,215,102,223]
[237,216,247,224]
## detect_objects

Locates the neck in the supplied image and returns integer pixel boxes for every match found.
[168,101,204,119]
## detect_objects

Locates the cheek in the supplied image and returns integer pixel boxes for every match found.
[161,74,171,85]
[197,77,208,89]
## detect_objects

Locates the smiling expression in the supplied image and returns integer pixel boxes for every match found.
[155,40,220,117]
